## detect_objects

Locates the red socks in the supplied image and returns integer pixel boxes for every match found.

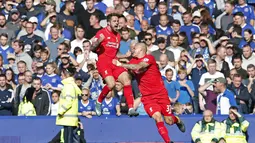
[123,85,134,108]
[156,122,171,143]
[171,115,178,124]
[97,85,110,103]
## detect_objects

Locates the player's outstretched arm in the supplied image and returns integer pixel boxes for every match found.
[113,59,149,71]
[90,34,105,51]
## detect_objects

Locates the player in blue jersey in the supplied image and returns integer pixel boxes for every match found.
[156,14,173,37]
[0,33,14,65]
[180,11,201,45]
[101,90,121,116]
[233,0,255,25]
[78,88,96,118]
[42,62,63,93]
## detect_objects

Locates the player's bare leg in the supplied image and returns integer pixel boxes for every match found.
[152,112,172,143]
[118,72,139,117]
[164,116,186,132]
[95,76,115,116]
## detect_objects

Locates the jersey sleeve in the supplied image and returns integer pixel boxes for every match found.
[78,100,82,112]
[56,76,63,88]
[175,81,181,91]
[94,29,104,40]
[145,55,156,65]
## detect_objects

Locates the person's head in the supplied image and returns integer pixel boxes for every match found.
[157,37,166,50]
[200,22,209,35]
[148,0,157,10]
[132,43,147,58]
[122,0,131,9]
[231,25,242,38]
[182,11,192,25]
[107,13,119,32]
[13,40,24,54]
[33,44,42,59]
[232,54,242,69]
[52,90,60,103]
[5,68,14,82]
[159,14,169,27]
[226,43,235,56]
[173,102,184,115]
[141,20,149,32]
[106,6,114,16]
[25,22,34,35]
[57,42,69,56]
[200,9,212,21]
[195,54,204,67]
[32,77,42,91]
[121,27,130,41]
[170,34,179,47]
[199,35,208,48]
[61,65,76,79]
[213,77,226,93]
[92,69,100,80]
[179,50,189,62]
[159,54,168,67]
[185,103,194,114]
[115,4,125,15]
[90,13,100,26]
[130,40,138,54]
[192,37,200,49]
[118,15,127,29]
[46,62,57,75]
[178,32,187,45]
[203,110,213,122]
[0,14,6,27]
[247,64,255,78]
[41,49,49,62]
[18,73,25,85]
[217,46,227,60]
[207,59,217,74]
[243,29,253,42]
[158,2,167,15]
[86,0,94,11]
[25,0,33,10]
[81,87,90,101]
[0,74,6,88]
[126,14,135,27]
[24,70,33,84]
[10,9,20,22]
[172,20,181,33]
[65,1,75,13]
[144,33,153,46]
[134,3,144,16]
[230,68,237,79]
[178,69,187,80]
[115,81,123,92]
[229,106,238,121]
[233,12,245,25]
[147,27,157,38]
[45,0,56,12]
[0,33,8,46]
[17,61,27,73]
[238,0,246,5]
[4,0,13,11]
[50,25,60,40]
[233,74,242,88]
[242,45,252,59]
[225,1,235,14]
[82,40,91,51]
[74,47,82,57]
[165,68,173,81]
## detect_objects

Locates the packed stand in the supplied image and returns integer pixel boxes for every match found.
[0,0,255,118]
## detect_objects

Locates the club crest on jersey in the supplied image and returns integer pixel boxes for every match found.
[143,58,149,62]
[191,28,195,32]
[87,106,91,110]
[52,78,56,83]
[245,8,249,12]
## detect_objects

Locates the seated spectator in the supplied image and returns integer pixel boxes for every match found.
[119,27,132,56]
[226,68,238,85]
[228,74,250,114]
[86,13,102,39]
[213,77,237,115]
[35,62,45,78]
[167,34,184,62]
[221,106,250,143]
[173,102,184,115]
[155,14,173,37]
[114,82,128,115]
[70,25,86,53]
[159,54,176,80]
[184,103,194,114]
[0,74,13,116]
[241,45,255,71]
[225,42,235,70]
[4,68,16,90]
[143,33,159,53]
[73,47,83,60]
[84,69,103,101]
[213,46,230,77]
[5,54,16,71]
[0,33,14,65]
[32,44,43,62]
[191,110,224,143]
[232,54,248,79]
[51,90,60,116]
[78,88,96,118]
[25,77,51,115]
[175,50,193,71]
[164,68,180,104]
[178,69,195,104]
[239,29,255,49]
[40,49,51,67]
[101,91,121,116]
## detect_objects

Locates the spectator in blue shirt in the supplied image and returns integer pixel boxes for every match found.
[94,0,107,14]
[134,3,149,31]
[0,33,14,65]
[178,69,195,104]
[101,91,121,116]
[156,14,173,37]
[119,27,132,55]
[239,29,255,49]
[164,68,180,104]
[78,87,96,118]
[144,0,158,19]
[233,12,255,37]
[233,0,255,25]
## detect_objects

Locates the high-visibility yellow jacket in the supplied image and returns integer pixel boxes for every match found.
[18,96,36,116]
[222,117,249,143]
[191,119,224,143]
[56,77,81,127]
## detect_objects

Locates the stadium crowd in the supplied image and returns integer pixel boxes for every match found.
[0,0,255,119]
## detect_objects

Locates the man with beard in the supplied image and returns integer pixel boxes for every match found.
[57,1,78,37]
[24,0,41,19]
[90,13,138,117]
[6,9,22,35]
[0,14,15,44]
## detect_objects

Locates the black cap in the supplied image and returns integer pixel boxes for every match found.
[157,37,166,43]
[233,12,244,17]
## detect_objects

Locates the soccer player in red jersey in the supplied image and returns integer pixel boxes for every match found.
[112,43,185,143]
[90,13,138,116]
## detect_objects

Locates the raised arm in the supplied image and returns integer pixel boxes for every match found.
[90,34,105,52]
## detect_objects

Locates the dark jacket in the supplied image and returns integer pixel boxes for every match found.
[13,84,24,115]
[24,87,51,115]
[227,84,251,114]
[0,88,13,115]
[220,61,230,78]
[49,127,86,143]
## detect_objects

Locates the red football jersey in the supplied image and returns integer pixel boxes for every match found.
[94,27,121,60]
[129,54,166,96]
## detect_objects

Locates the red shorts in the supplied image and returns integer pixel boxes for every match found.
[97,58,126,80]
[142,90,172,117]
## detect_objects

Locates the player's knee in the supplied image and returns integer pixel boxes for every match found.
[165,117,174,125]
[152,112,163,122]
[119,72,131,85]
